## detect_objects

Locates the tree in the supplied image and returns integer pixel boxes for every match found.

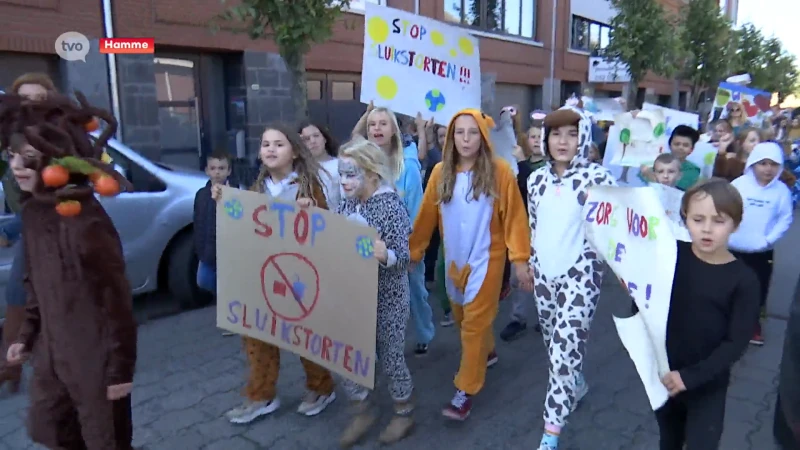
[729,25,800,102]
[676,0,732,110]
[212,0,351,122]
[605,0,680,108]
[468,0,500,30]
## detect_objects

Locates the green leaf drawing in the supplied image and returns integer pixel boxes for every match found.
[703,151,716,166]
[653,123,665,138]
[715,89,731,107]
[619,128,631,145]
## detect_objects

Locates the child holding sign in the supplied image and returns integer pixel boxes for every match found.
[640,125,701,191]
[214,124,337,424]
[653,179,760,449]
[526,106,616,450]
[336,138,415,447]
[409,109,533,421]
[729,142,794,346]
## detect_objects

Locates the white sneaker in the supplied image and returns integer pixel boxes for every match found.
[440,312,455,327]
[226,398,280,424]
[572,374,589,412]
[296,391,336,417]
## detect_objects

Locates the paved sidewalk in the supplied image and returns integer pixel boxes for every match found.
[0,279,786,450]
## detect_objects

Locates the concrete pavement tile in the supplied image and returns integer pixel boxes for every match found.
[191,417,250,441]
[149,429,210,450]
[203,436,259,450]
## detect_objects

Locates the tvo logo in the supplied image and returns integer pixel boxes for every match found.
[55,32,90,62]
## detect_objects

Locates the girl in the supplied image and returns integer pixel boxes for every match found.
[352,102,434,355]
[729,142,794,346]
[713,127,797,188]
[726,101,750,135]
[501,124,547,342]
[654,179,760,449]
[526,106,616,450]
[215,124,336,424]
[336,138,415,447]
[0,72,57,394]
[409,109,533,420]
[298,120,341,209]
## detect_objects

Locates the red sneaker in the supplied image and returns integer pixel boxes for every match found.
[442,390,471,421]
[487,350,499,368]
[750,323,764,346]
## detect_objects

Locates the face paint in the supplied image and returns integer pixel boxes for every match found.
[339,157,366,198]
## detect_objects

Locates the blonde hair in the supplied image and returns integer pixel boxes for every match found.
[366,107,404,178]
[339,137,394,187]
[438,114,497,203]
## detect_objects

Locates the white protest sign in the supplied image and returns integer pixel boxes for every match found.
[642,103,699,133]
[584,186,677,409]
[361,3,481,125]
[608,110,669,167]
[649,184,690,242]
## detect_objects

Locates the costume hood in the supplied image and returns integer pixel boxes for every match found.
[445,108,496,155]
[744,141,784,187]
[490,107,519,174]
[542,106,594,174]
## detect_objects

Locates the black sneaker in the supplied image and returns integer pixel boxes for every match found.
[414,343,429,356]
[500,321,527,342]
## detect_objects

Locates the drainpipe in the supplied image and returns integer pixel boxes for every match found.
[414,0,419,14]
[547,0,558,109]
[101,0,123,141]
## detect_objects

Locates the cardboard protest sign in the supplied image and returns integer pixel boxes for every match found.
[608,110,668,167]
[361,3,481,125]
[216,187,379,389]
[642,103,699,133]
[584,186,677,409]
[707,82,772,125]
[687,141,718,181]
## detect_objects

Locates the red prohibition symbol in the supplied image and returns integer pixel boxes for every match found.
[260,252,320,322]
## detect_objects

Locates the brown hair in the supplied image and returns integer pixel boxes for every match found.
[297,120,339,157]
[11,73,56,95]
[251,123,325,202]
[653,153,679,168]
[438,113,497,203]
[208,148,232,164]
[734,127,763,159]
[712,119,733,135]
[680,178,744,226]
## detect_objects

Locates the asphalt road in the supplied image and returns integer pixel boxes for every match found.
[2,212,799,449]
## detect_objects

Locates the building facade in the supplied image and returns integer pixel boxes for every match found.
[0,0,693,168]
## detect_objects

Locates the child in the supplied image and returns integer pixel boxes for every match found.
[214,124,336,423]
[526,106,617,450]
[194,149,232,295]
[501,124,547,342]
[336,139,415,447]
[2,92,137,449]
[409,109,533,420]
[713,127,797,189]
[651,153,681,187]
[298,120,341,209]
[729,142,793,346]
[641,125,701,191]
[654,179,760,449]
[587,142,602,163]
[353,102,434,356]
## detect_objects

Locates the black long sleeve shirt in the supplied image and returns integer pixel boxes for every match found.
[666,241,761,390]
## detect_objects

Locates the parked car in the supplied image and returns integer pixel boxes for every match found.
[0,133,211,312]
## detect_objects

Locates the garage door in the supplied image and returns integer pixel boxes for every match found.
[307,72,364,144]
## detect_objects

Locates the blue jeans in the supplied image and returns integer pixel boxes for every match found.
[197,262,216,294]
[409,261,435,345]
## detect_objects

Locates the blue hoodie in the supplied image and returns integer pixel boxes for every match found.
[729,142,793,252]
[399,142,424,222]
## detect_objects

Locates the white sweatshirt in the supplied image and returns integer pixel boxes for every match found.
[729,142,793,252]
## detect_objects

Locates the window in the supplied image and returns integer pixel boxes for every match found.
[571,16,611,53]
[347,0,382,10]
[307,80,322,100]
[444,0,537,40]
[331,81,355,101]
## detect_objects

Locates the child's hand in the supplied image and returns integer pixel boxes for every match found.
[211,184,223,202]
[366,100,374,113]
[6,343,27,365]
[718,133,734,154]
[514,262,533,291]
[639,165,654,180]
[661,371,687,396]
[296,198,314,209]
[512,145,526,162]
[374,239,388,264]
[107,383,133,400]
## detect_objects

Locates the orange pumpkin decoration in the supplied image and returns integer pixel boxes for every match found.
[93,174,120,197]
[85,117,100,132]
[55,200,81,217]
[41,165,70,187]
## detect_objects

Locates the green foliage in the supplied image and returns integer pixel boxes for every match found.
[677,0,732,107]
[211,0,351,119]
[606,0,679,85]
[728,24,799,101]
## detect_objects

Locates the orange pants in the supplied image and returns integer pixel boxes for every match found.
[242,337,334,401]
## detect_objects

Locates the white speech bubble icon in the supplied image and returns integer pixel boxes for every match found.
[55,32,90,62]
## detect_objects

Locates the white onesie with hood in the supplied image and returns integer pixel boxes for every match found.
[729,142,793,253]
[526,106,616,428]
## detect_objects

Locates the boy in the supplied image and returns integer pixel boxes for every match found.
[641,125,701,191]
[653,179,760,449]
[651,153,681,187]
[729,142,793,346]
[194,149,231,295]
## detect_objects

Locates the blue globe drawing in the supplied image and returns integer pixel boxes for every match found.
[425,89,446,112]
[356,235,374,259]
[224,199,243,220]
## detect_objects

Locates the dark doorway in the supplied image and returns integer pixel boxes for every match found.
[307,72,363,144]
[154,55,204,169]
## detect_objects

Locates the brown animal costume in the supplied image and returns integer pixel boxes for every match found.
[0,92,137,450]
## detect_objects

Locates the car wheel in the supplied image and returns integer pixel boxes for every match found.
[167,232,213,310]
